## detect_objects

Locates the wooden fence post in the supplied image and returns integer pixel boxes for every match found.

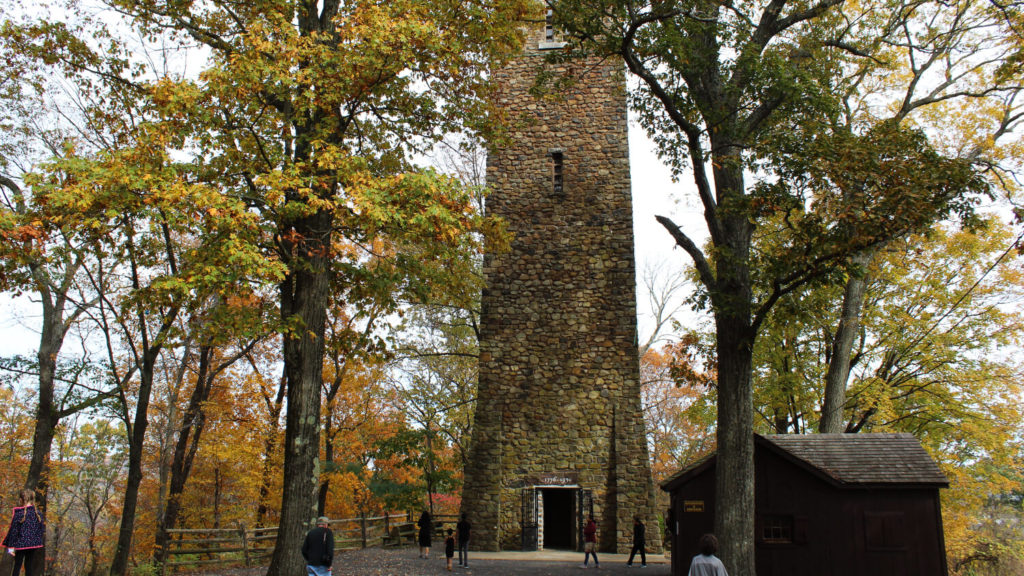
[156,513,416,570]
[239,523,250,567]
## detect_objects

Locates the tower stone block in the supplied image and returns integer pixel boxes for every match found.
[461,25,661,555]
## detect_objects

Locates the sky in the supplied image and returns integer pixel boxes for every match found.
[627,121,708,344]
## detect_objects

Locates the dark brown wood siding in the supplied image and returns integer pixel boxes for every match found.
[670,465,715,574]
[664,439,948,576]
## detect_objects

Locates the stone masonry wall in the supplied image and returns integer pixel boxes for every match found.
[461,27,661,555]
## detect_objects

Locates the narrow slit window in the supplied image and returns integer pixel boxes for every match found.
[545,9,555,42]
[551,151,564,194]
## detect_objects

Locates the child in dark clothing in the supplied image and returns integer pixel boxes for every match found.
[3,489,45,576]
[445,528,455,572]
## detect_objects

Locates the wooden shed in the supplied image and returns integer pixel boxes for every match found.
[662,433,949,576]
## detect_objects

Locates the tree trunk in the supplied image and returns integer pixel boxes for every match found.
[110,225,179,576]
[317,406,334,516]
[709,151,757,576]
[109,347,160,576]
[714,325,756,576]
[214,467,222,528]
[88,519,101,576]
[712,259,757,573]
[155,345,215,565]
[819,250,874,433]
[425,428,436,516]
[25,283,72,509]
[256,375,286,528]
[266,209,333,576]
[25,369,58,504]
[155,347,189,543]
[318,352,350,517]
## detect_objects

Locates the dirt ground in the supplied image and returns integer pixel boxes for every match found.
[182,547,672,576]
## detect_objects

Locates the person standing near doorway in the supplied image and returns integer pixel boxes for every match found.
[301,516,334,576]
[581,515,599,569]
[626,515,647,567]
[456,512,471,568]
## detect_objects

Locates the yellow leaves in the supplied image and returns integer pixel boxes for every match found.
[641,344,717,480]
[939,444,1024,573]
[150,77,202,121]
[359,172,474,235]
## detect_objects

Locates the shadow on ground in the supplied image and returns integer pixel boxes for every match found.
[355,548,673,576]
[183,547,673,576]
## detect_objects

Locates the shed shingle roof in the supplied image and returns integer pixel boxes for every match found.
[660,433,949,492]
[761,433,948,486]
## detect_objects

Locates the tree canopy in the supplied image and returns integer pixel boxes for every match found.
[1,0,533,572]
[549,0,1024,569]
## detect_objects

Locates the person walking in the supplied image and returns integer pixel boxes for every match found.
[301,516,334,576]
[688,533,729,576]
[581,515,599,569]
[444,528,456,571]
[456,512,471,568]
[417,510,433,559]
[2,489,45,576]
[626,515,647,567]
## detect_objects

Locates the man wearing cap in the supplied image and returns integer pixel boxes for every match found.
[301,516,334,576]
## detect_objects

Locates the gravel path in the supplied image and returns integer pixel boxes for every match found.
[182,547,672,576]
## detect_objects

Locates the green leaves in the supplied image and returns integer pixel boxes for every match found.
[749,121,991,303]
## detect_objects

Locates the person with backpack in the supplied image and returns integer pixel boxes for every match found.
[301,516,334,576]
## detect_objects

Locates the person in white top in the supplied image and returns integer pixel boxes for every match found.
[688,533,729,576]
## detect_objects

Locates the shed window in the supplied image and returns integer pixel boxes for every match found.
[760,515,793,544]
[545,9,555,42]
[864,511,906,550]
[551,151,564,194]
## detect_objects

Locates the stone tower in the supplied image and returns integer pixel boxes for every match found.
[461,15,661,554]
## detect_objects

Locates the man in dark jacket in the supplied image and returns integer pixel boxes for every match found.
[301,516,334,576]
[626,515,647,567]
[456,513,471,568]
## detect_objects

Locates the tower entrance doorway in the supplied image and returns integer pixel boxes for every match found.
[541,488,575,550]
[521,485,594,551]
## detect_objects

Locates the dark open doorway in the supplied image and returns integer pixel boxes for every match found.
[542,488,576,550]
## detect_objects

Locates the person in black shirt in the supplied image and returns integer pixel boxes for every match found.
[417,510,433,559]
[626,515,647,567]
[456,513,471,568]
[444,528,455,571]
[301,516,334,576]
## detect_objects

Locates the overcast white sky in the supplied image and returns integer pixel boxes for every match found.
[628,121,708,344]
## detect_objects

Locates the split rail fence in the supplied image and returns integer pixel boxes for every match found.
[162,513,458,573]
